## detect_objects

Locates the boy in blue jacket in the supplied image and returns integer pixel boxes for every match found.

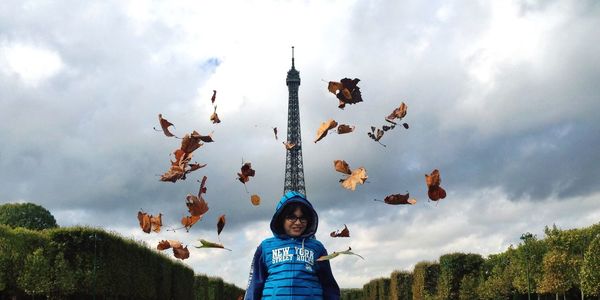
[244,191,340,299]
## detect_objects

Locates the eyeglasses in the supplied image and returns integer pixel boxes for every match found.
[285,216,308,224]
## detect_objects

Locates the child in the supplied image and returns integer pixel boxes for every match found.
[244,191,340,299]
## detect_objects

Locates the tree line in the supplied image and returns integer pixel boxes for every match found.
[341,222,600,300]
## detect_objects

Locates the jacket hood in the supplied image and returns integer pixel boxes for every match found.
[270,191,318,239]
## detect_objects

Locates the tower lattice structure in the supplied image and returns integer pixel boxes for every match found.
[283,47,306,195]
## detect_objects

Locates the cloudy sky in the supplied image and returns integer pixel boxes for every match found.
[2,0,600,289]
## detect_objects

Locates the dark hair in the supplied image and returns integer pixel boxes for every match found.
[278,203,312,226]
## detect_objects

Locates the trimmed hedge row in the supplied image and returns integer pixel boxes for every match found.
[0,225,243,299]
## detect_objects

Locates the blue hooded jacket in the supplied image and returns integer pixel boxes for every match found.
[244,191,340,299]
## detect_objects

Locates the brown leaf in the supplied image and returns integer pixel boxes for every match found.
[385,102,408,122]
[137,211,151,233]
[150,213,162,233]
[196,131,214,143]
[198,175,208,196]
[250,194,261,206]
[330,224,350,237]
[383,193,417,205]
[186,194,209,217]
[341,167,368,191]
[333,160,352,175]
[186,163,207,174]
[402,123,409,129]
[157,240,172,250]
[314,119,338,143]
[173,245,190,260]
[336,78,363,106]
[327,81,343,95]
[238,162,256,183]
[156,114,176,137]
[181,215,202,232]
[160,165,185,182]
[425,169,447,201]
[211,90,216,104]
[210,106,221,124]
[273,127,278,140]
[181,132,204,154]
[283,141,296,150]
[217,214,226,236]
[337,124,355,134]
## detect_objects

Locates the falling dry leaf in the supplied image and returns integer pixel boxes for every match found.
[375,193,417,205]
[173,246,190,260]
[283,141,296,150]
[195,239,232,251]
[402,123,409,129]
[330,224,350,237]
[425,169,447,201]
[210,106,221,124]
[181,132,204,153]
[150,214,163,233]
[340,167,368,191]
[250,194,261,206]
[333,160,352,175]
[273,127,278,140]
[314,119,338,143]
[317,247,364,261]
[237,162,256,184]
[157,240,189,260]
[211,90,217,104]
[137,211,151,233]
[337,124,355,134]
[217,214,226,236]
[155,114,177,137]
[385,102,408,123]
[181,215,202,232]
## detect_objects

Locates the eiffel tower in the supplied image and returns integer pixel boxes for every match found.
[283,46,306,195]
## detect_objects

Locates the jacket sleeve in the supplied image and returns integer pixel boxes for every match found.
[317,248,341,300]
[244,245,267,300]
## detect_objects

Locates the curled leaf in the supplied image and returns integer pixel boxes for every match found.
[337,124,355,134]
[181,215,202,232]
[375,193,417,205]
[250,194,261,206]
[425,169,447,201]
[195,239,232,251]
[314,119,338,143]
[181,132,204,154]
[333,160,352,175]
[273,127,278,140]
[340,167,368,191]
[155,114,177,137]
[173,246,190,260]
[210,106,221,124]
[402,123,409,129]
[237,162,256,184]
[385,102,408,123]
[283,141,296,150]
[211,90,216,104]
[157,240,189,260]
[317,247,364,261]
[217,214,226,236]
[137,211,151,233]
[330,224,350,237]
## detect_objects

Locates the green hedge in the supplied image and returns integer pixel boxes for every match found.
[0,225,243,299]
[341,288,363,300]
[412,261,439,300]
[390,270,412,300]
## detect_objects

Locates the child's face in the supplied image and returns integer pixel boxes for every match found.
[284,207,307,237]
